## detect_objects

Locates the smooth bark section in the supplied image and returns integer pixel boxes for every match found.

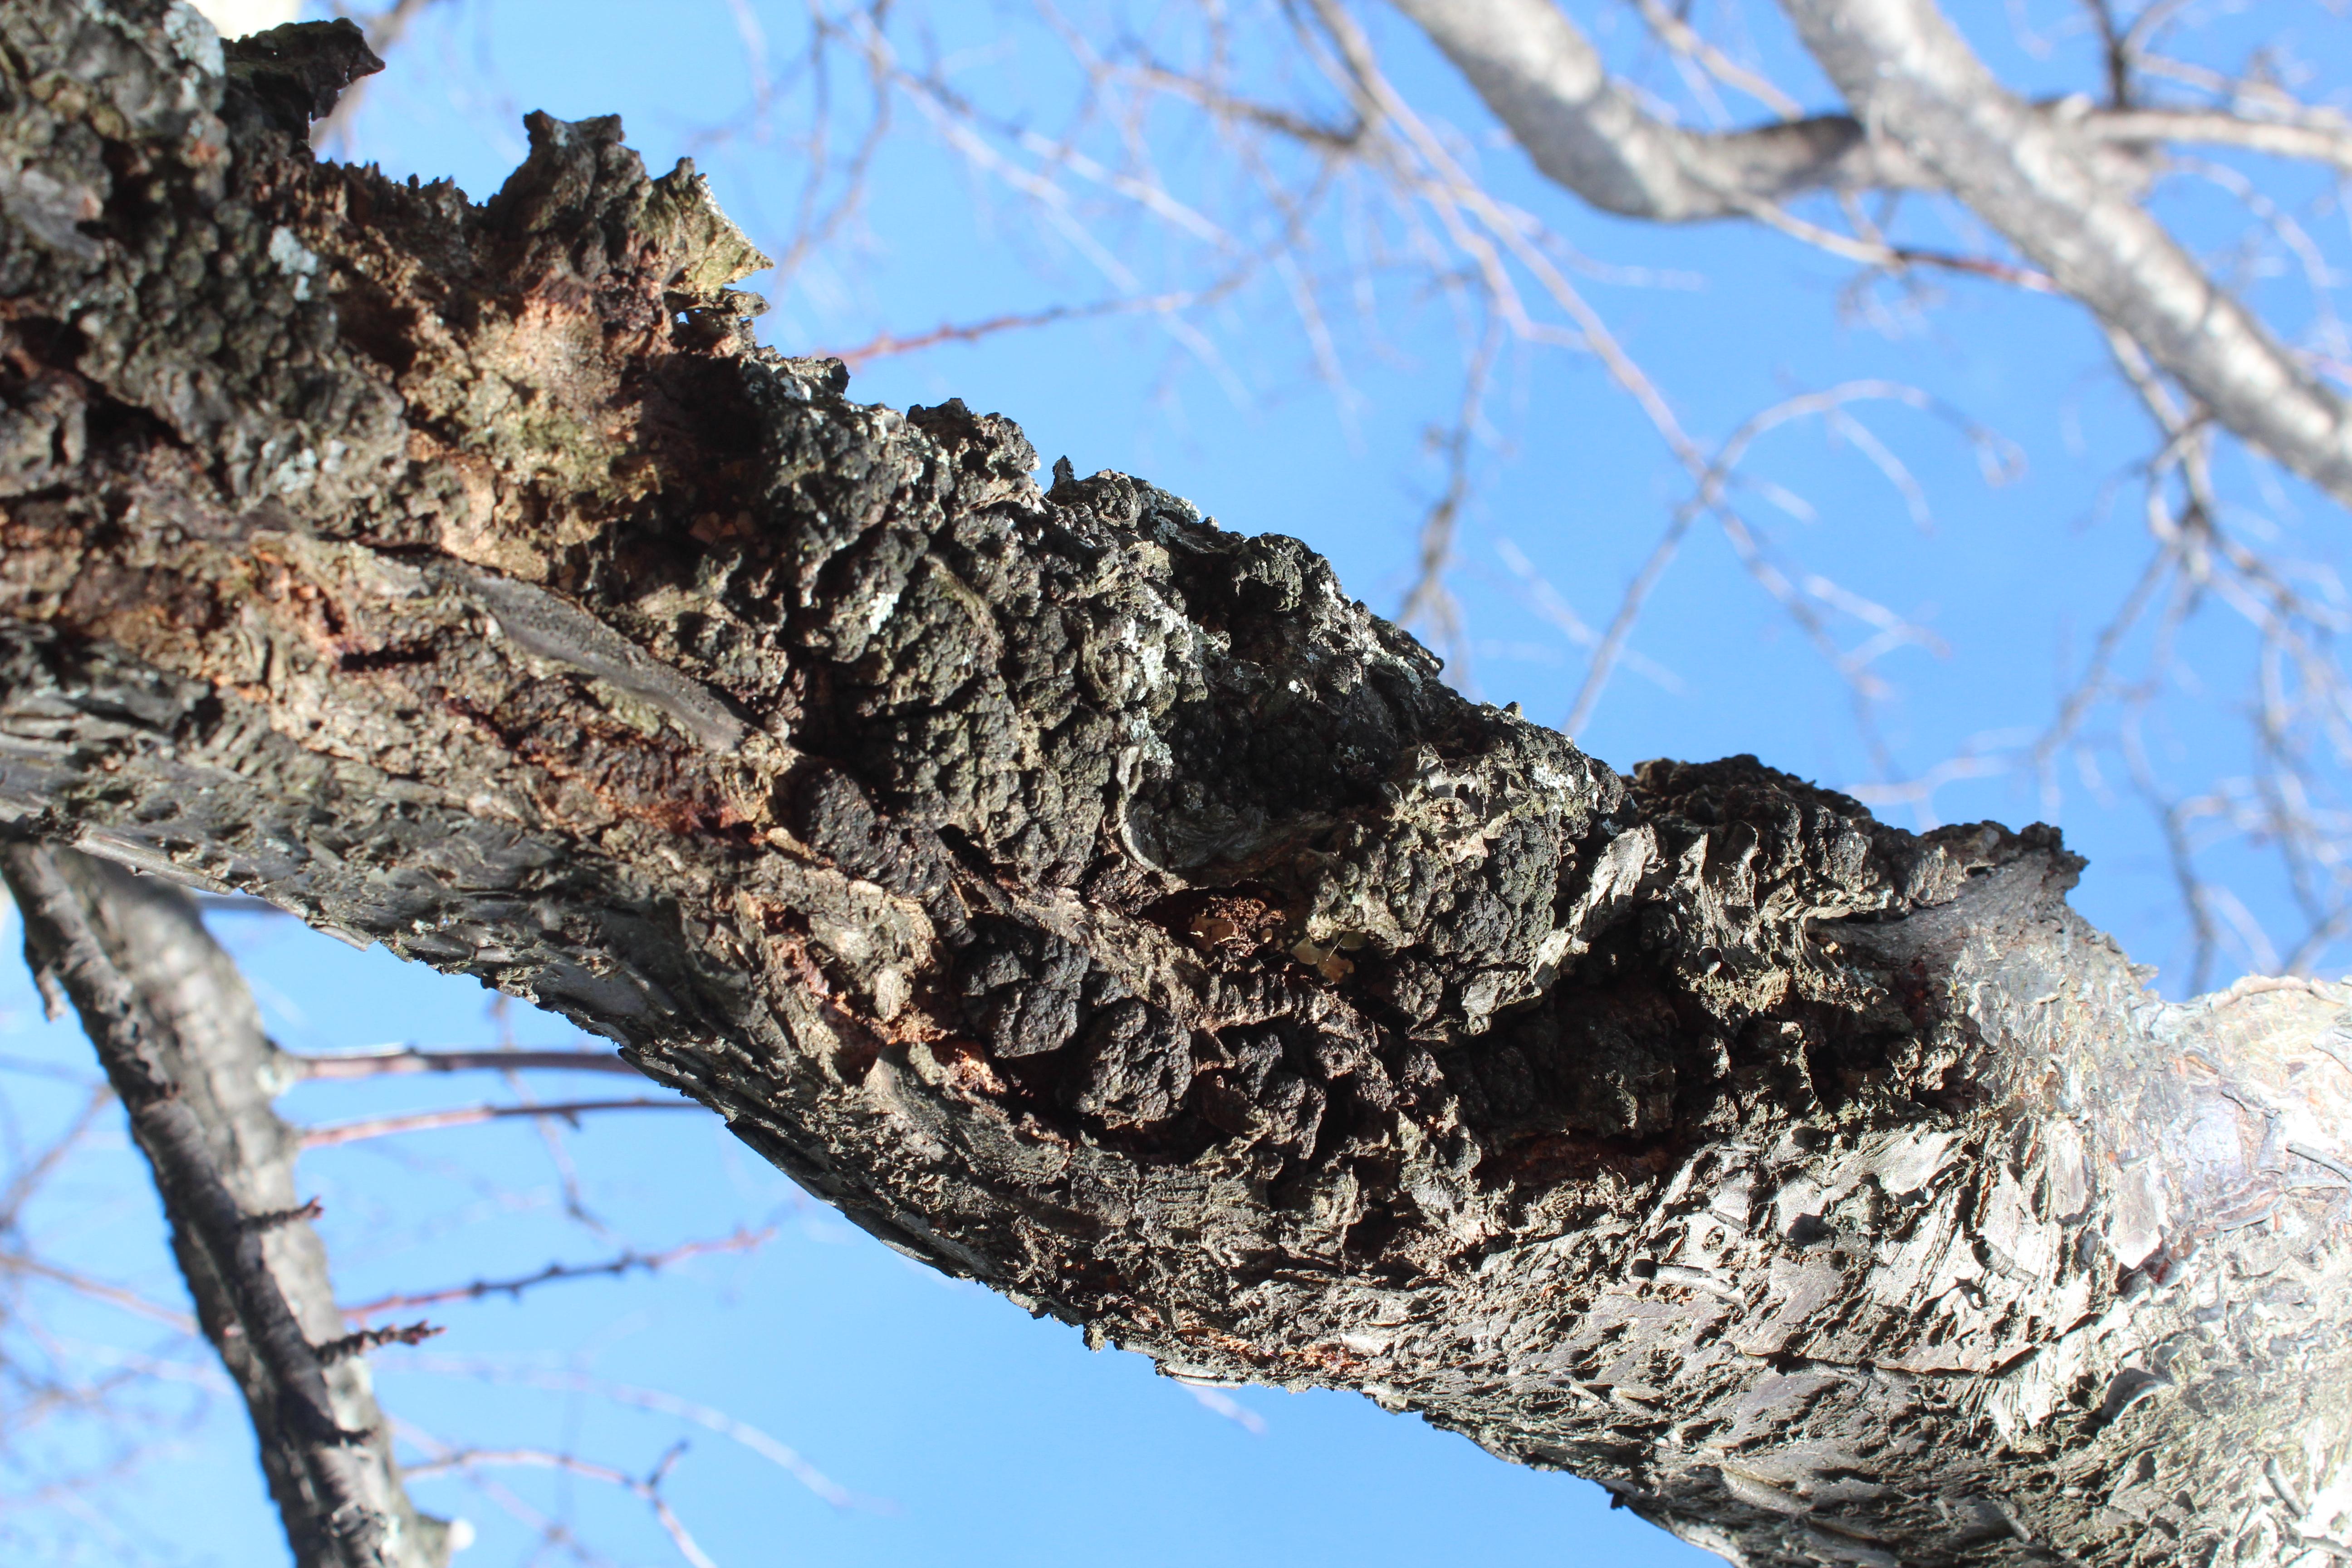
[1389,0,1932,218]
[1389,0,2352,505]
[0,846,449,1568]
[1775,0,2352,505]
[2086,108,2352,172]
[0,6,2348,1563]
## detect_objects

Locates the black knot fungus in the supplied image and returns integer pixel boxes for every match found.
[1070,997,1194,1128]
[957,920,1090,1059]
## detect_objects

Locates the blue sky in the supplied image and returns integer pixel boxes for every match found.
[8,0,2352,1563]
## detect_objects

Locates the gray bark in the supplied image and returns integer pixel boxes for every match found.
[0,844,451,1568]
[0,5,2347,1563]
[1774,0,2352,510]
[1387,0,1935,219]
[1390,0,2352,511]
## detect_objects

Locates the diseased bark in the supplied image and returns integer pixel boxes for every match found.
[0,6,2348,1563]
[0,844,451,1568]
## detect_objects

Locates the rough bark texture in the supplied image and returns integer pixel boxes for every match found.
[0,845,450,1568]
[1,6,2348,1563]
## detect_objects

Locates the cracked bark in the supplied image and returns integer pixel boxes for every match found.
[0,843,451,1568]
[0,6,2347,1564]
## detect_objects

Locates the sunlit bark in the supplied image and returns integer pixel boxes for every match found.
[2,7,2348,1563]
[0,844,451,1568]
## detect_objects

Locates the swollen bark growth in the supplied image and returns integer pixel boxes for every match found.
[0,6,2347,1563]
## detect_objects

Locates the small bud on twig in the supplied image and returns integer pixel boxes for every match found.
[316,1320,443,1364]
[243,1196,325,1231]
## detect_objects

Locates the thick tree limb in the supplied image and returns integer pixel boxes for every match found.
[0,5,2348,1563]
[0,845,450,1568]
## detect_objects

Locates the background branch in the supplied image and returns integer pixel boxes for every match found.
[341,1228,773,1320]
[1777,0,2352,505]
[290,1046,646,1081]
[302,1099,706,1150]
[0,845,451,1568]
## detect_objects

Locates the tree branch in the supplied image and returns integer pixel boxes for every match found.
[0,845,450,1568]
[1388,0,1931,220]
[2,8,2348,1560]
[2087,106,2352,171]
[341,1228,772,1319]
[1775,0,2352,505]
[1389,0,2352,505]
[289,1046,645,1080]
[302,1098,703,1149]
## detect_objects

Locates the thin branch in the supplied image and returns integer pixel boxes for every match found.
[402,1357,875,1512]
[341,1228,773,1320]
[1628,0,1803,118]
[2087,107,2352,171]
[0,1250,197,1332]
[814,293,1195,368]
[401,1442,719,1568]
[316,1322,443,1363]
[289,1047,644,1081]
[0,1084,109,1228]
[302,1099,702,1150]
[1397,314,1504,675]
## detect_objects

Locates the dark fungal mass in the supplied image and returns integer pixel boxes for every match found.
[0,0,2043,1281]
[703,326,2035,1185]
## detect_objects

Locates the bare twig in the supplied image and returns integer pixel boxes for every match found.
[316,1322,443,1364]
[342,1228,773,1320]
[401,1439,719,1568]
[816,294,1194,368]
[0,1084,108,1228]
[1397,315,1504,674]
[402,1356,875,1511]
[2087,107,2352,171]
[303,1099,702,1150]
[0,1251,197,1332]
[290,1047,643,1081]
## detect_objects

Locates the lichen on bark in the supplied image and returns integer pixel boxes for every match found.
[2,6,2348,1564]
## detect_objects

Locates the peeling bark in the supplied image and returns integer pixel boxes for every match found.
[1,7,2347,1563]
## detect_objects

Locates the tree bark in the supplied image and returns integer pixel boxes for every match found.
[0,844,452,1568]
[1390,0,2352,511]
[1,6,2347,1563]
